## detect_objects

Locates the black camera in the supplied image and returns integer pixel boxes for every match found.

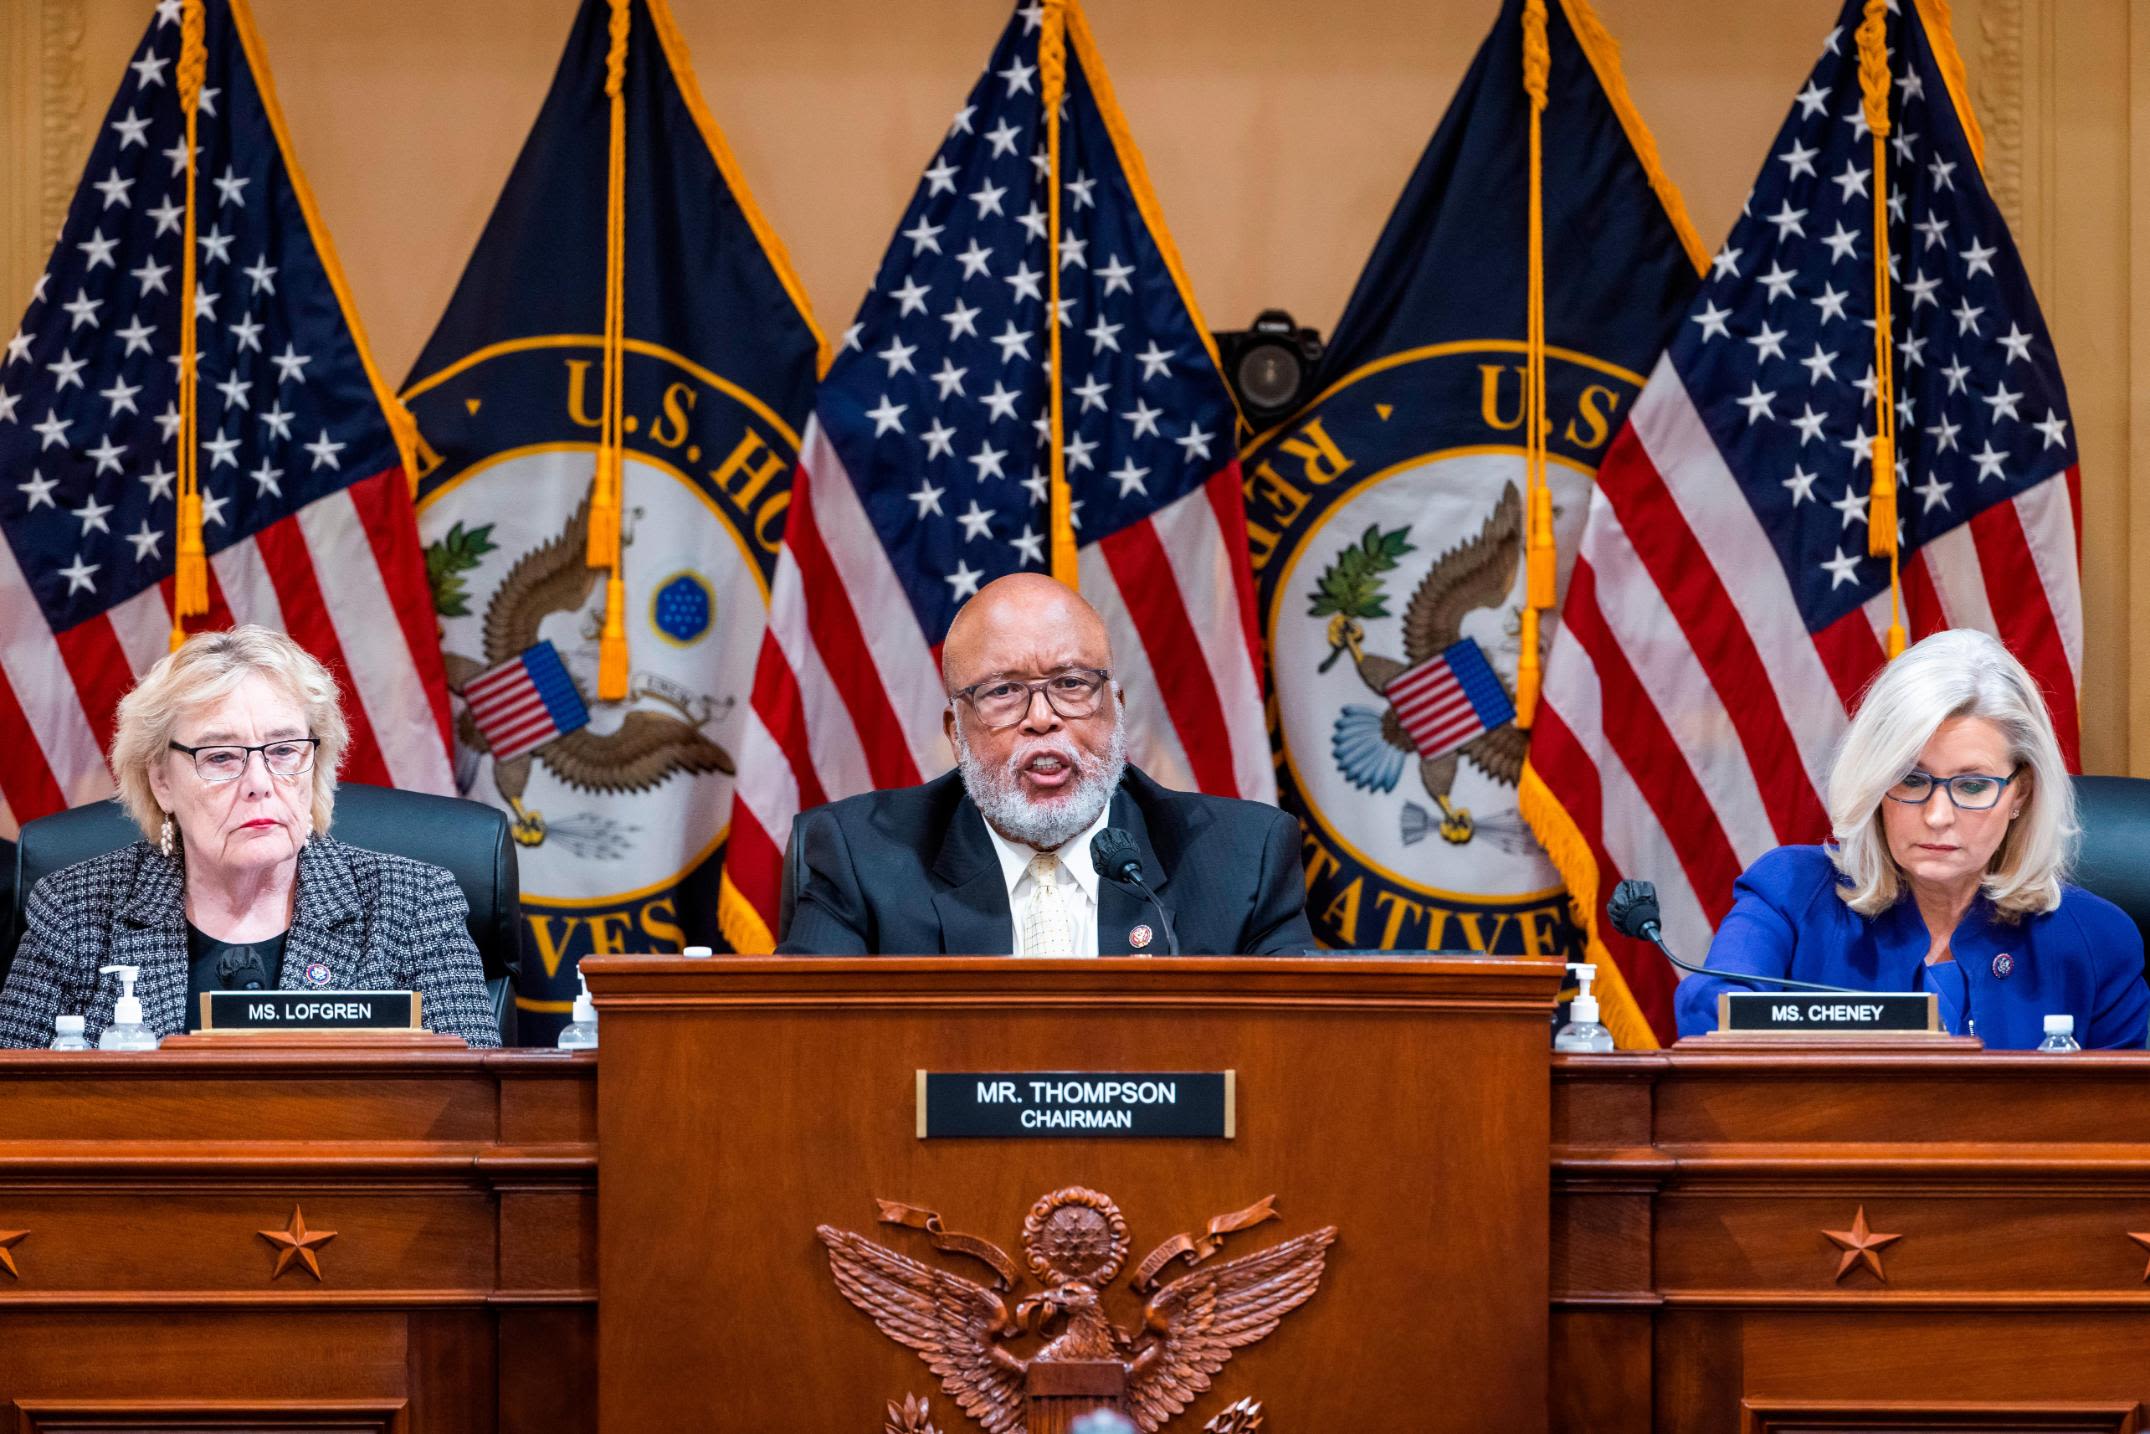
[1213,309,1324,431]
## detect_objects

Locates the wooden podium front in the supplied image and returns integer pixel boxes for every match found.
[585,955,1563,1434]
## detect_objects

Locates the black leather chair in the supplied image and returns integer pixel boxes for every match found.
[2074,776,2150,970]
[1,784,522,1045]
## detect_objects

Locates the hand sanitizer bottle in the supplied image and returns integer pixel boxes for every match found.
[557,968,598,1051]
[2036,1014,2082,1053]
[1554,961,1617,1052]
[95,965,159,1051]
[49,1014,90,1051]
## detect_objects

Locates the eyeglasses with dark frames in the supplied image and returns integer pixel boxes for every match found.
[1884,768,2019,811]
[168,737,320,783]
[949,669,1112,731]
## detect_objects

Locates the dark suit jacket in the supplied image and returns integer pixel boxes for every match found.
[778,767,1315,956]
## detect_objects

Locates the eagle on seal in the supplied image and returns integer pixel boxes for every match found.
[439,496,733,846]
[1326,482,1530,845]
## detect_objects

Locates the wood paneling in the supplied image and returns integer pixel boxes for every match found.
[587,955,1563,1434]
[0,1049,593,1434]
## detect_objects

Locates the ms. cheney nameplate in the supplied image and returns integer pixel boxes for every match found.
[917,1071,1235,1138]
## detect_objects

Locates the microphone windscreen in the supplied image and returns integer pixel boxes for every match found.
[1089,827,1142,884]
[1606,880,1661,939]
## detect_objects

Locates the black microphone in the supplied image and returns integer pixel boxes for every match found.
[1606,879,1858,995]
[217,948,270,991]
[1089,827,1180,957]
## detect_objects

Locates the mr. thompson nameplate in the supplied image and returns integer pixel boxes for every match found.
[916,1071,1235,1139]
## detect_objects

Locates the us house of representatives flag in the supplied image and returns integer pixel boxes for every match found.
[1245,0,1703,965]
[0,0,454,833]
[402,0,822,1038]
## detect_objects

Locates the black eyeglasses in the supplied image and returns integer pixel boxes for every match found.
[949,669,1112,730]
[1885,768,2019,811]
[169,737,320,783]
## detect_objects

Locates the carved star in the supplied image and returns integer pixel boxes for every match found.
[1823,1206,1901,1283]
[0,1229,24,1279]
[258,1206,337,1281]
[2128,1231,2150,1280]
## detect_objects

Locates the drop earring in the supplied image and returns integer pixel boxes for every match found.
[158,814,174,859]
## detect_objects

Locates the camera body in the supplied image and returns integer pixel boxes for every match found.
[1212,308,1324,430]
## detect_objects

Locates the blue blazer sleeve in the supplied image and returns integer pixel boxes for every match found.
[1674,846,1837,1038]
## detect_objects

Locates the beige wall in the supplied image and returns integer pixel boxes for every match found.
[5,0,2144,769]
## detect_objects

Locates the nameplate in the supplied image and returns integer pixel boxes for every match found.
[916,1071,1234,1139]
[199,990,422,1033]
[1718,991,1938,1034]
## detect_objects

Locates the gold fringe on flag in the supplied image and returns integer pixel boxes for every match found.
[1856,0,1906,658]
[1514,0,1554,726]
[169,0,210,650]
[1039,0,1077,588]
[590,0,633,699]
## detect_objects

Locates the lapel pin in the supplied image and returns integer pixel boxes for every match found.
[1128,924,1153,951]
[1992,952,2013,979]
[303,962,332,989]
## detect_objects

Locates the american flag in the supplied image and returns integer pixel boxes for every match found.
[462,641,590,766]
[1386,640,1516,762]
[0,0,453,836]
[1522,0,2081,1043]
[718,0,1271,949]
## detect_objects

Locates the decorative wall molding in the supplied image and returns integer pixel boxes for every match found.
[39,0,87,249]
[1975,0,2025,233]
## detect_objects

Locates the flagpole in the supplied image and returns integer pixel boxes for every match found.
[1514,0,1553,726]
[170,0,210,650]
[1856,0,1906,658]
[1039,0,1078,588]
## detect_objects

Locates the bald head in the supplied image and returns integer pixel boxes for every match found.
[942,573,1112,691]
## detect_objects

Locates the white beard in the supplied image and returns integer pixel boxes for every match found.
[953,717,1127,852]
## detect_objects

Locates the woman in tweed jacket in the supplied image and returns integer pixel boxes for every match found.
[0,626,499,1049]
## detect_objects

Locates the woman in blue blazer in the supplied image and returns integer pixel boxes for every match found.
[1676,629,2149,1049]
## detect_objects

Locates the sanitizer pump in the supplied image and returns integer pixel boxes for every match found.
[557,968,599,1051]
[95,965,158,1051]
[1554,962,1616,1053]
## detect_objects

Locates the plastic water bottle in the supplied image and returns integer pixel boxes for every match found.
[1554,962,1617,1053]
[94,965,159,1051]
[48,1014,90,1051]
[557,968,598,1051]
[2036,1014,2082,1053]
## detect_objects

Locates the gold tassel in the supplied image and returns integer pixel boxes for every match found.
[174,491,207,612]
[169,0,210,651]
[1515,0,1552,728]
[588,0,632,696]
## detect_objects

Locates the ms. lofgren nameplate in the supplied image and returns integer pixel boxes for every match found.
[200,990,421,1032]
[917,1071,1235,1138]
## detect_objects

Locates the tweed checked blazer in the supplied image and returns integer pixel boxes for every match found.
[0,835,501,1049]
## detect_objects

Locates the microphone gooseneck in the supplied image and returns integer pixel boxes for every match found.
[1606,878,1856,995]
[1089,827,1181,957]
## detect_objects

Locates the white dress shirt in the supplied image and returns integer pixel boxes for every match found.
[979,802,1114,958]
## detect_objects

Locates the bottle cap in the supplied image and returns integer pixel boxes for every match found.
[1565,962,1601,1028]
[682,945,714,959]
[55,1014,84,1035]
[2044,1013,2074,1034]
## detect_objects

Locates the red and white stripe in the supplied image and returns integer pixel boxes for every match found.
[1527,354,2083,1040]
[721,419,1273,950]
[1385,658,1485,759]
[0,466,455,839]
[464,661,560,765]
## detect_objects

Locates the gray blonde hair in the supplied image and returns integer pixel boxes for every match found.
[109,625,350,843]
[1826,628,2073,919]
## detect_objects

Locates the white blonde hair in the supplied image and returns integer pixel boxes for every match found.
[1826,627,2073,919]
[109,625,350,844]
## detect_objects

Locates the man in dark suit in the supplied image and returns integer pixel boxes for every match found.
[778,574,1314,956]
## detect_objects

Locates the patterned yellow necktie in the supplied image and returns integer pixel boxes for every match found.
[1023,851,1074,958]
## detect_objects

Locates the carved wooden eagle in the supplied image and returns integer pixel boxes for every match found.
[438,494,733,845]
[817,1197,1335,1434]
